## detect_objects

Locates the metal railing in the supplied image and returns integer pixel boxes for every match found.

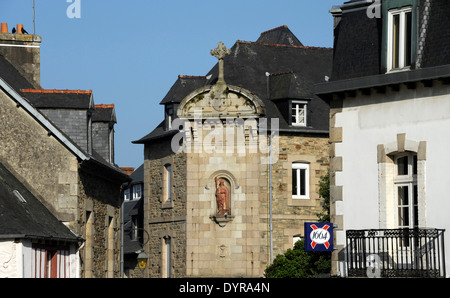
[346,228,446,278]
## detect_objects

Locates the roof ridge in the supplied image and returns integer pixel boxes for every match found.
[21,88,92,94]
[178,75,207,79]
[95,104,114,109]
[236,40,331,50]
[259,25,289,36]
[269,71,294,77]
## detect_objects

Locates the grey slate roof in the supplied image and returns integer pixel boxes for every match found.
[330,0,450,81]
[21,91,92,109]
[134,26,333,144]
[129,163,143,184]
[160,76,208,105]
[92,106,116,123]
[0,161,80,242]
[256,25,303,46]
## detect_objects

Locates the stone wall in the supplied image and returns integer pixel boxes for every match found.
[142,127,329,277]
[144,138,187,278]
[0,90,78,222]
[78,170,123,278]
[0,88,124,278]
[269,133,330,257]
[0,33,41,86]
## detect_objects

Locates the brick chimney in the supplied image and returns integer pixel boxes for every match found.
[0,22,41,87]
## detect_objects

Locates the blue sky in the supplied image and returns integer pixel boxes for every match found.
[0,0,340,168]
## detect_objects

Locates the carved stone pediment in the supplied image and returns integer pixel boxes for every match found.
[177,85,265,119]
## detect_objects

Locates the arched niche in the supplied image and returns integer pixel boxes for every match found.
[206,170,239,227]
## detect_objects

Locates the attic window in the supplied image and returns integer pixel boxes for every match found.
[387,6,413,71]
[166,105,174,130]
[13,190,27,203]
[291,100,307,126]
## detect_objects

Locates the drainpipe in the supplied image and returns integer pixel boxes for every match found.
[269,133,273,264]
[120,198,124,277]
[265,71,274,264]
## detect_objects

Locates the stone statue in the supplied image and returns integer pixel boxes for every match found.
[215,177,230,216]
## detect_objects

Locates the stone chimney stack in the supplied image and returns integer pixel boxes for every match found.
[0,22,41,87]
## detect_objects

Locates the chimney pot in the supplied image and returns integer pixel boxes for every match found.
[1,23,8,33]
[17,24,23,34]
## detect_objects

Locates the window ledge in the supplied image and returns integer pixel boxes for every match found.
[162,200,173,209]
[387,66,411,74]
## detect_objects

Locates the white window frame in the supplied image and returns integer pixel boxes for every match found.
[387,6,413,72]
[291,101,307,127]
[394,152,418,229]
[292,162,309,199]
[124,188,130,201]
[132,184,142,200]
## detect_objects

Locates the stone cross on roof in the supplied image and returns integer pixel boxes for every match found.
[211,41,231,86]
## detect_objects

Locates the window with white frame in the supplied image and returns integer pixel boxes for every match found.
[166,105,173,130]
[133,184,142,200]
[394,152,418,229]
[291,101,307,126]
[387,6,413,71]
[292,162,309,199]
[293,235,302,248]
[124,188,130,201]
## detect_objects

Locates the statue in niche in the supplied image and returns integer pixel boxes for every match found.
[215,177,230,216]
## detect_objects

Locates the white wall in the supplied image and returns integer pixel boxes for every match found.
[0,240,22,278]
[334,81,450,276]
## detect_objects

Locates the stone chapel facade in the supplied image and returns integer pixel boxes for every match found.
[134,26,332,277]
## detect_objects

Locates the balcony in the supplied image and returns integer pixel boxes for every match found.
[346,228,446,278]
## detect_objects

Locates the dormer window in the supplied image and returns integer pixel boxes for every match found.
[133,184,142,200]
[291,100,307,126]
[166,105,173,130]
[387,6,413,71]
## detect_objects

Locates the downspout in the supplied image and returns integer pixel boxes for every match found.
[265,71,273,264]
[269,133,273,264]
[120,182,129,278]
[120,198,124,277]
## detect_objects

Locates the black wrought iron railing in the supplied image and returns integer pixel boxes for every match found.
[346,228,446,278]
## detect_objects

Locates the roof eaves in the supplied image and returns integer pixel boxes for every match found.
[315,64,450,102]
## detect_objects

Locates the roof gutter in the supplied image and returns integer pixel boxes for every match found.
[0,234,83,243]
